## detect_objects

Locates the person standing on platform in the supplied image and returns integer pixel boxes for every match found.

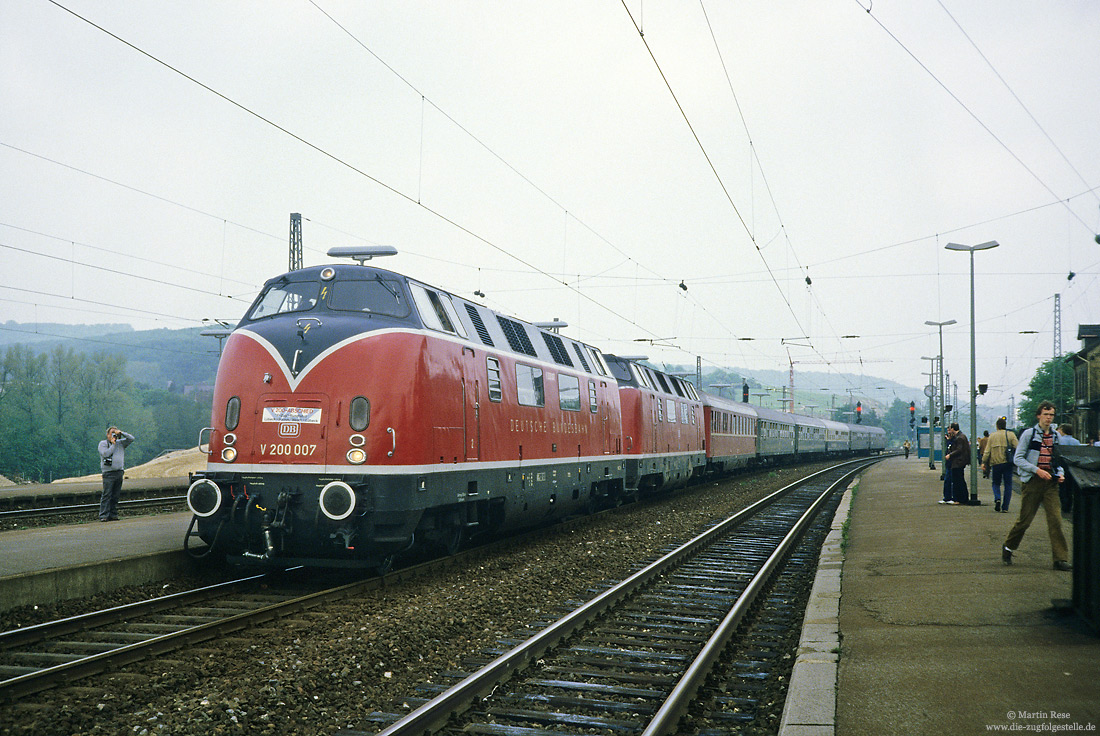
[982,417,1018,513]
[903,439,911,459]
[939,427,956,504]
[944,423,970,504]
[978,431,990,478]
[1057,425,1081,446]
[98,426,135,522]
[1002,402,1070,570]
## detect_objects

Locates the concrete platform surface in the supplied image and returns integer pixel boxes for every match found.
[0,512,198,611]
[0,512,194,579]
[836,457,1099,735]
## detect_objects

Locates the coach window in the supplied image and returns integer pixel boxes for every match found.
[515,364,545,407]
[559,374,581,412]
[588,380,598,413]
[487,357,503,402]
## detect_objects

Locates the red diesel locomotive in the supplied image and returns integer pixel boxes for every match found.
[186,247,629,569]
[186,247,884,569]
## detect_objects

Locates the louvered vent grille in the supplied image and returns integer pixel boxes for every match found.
[496,316,537,356]
[542,333,574,367]
[571,344,591,372]
[465,304,494,346]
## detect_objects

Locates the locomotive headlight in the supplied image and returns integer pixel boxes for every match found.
[319,481,357,521]
[223,433,237,446]
[346,447,366,464]
[187,478,224,517]
[221,447,238,462]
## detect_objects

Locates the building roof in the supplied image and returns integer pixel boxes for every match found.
[1077,324,1100,341]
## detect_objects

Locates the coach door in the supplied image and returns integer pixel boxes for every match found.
[462,347,481,461]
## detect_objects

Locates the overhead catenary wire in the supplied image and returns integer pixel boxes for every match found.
[12,3,1091,403]
[934,0,1100,207]
[41,0,690,351]
[856,0,1096,235]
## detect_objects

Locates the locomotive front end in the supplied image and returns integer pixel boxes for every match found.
[186,249,425,570]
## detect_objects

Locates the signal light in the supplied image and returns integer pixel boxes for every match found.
[856,401,862,423]
[909,401,915,426]
[742,383,749,403]
[978,383,988,395]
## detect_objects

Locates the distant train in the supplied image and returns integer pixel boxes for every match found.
[185,247,884,569]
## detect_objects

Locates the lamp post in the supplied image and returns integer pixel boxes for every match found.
[922,358,940,469]
[946,240,999,503]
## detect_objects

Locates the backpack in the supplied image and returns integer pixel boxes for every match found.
[1003,430,1015,464]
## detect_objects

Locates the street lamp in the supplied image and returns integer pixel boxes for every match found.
[946,240,999,503]
[922,358,940,469]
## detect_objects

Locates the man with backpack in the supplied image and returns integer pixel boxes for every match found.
[982,417,1018,513]
[1001,402,1071,570]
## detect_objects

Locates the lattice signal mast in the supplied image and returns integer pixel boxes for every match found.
[289,213,303,271]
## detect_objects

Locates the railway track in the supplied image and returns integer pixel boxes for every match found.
[0,567,383,703]
[0,459,869,721]
[342,458,877,736]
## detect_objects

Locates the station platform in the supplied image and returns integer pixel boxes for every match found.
[783,456,1099,735]
[0,509,198,612]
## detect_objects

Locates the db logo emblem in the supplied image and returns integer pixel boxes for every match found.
[279,422,300,437]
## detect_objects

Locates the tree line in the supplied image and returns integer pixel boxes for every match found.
[0,345,212,483]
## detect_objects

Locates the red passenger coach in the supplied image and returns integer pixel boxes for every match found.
[187,247,626,570]
[603,356,705,493]
[702,392,758,473]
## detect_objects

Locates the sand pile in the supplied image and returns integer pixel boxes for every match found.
[53,447,208,483]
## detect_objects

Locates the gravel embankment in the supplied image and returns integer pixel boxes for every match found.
[0,465,830,736]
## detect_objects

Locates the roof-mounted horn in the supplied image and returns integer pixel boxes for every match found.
[327,245,398,265]
[532,320,569,333]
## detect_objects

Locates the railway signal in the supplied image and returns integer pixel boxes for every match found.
[856,401,862,423]
[909,401,916,426]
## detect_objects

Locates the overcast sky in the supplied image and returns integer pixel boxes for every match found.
[3,0,1098,412]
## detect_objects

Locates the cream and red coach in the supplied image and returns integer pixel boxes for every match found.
[187,247,625,569]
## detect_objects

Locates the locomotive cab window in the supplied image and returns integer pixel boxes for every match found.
[328,276,409,317]
[247,278,320,320]
[411,284,468,338]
